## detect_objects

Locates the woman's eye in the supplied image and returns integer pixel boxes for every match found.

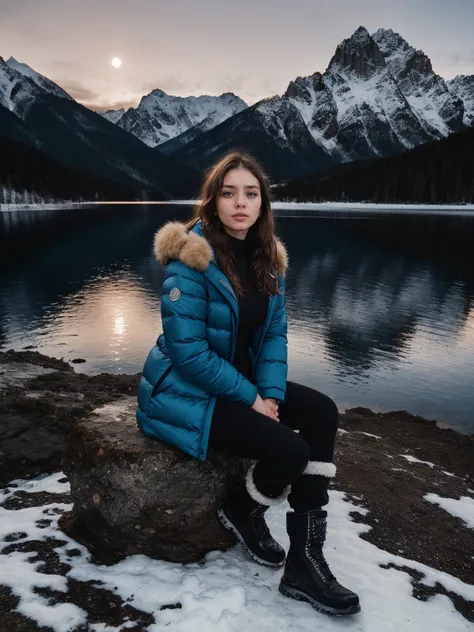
[222,190,258,197]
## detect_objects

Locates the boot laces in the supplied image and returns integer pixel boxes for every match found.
[308,545,336,582]
[307,516,336,582]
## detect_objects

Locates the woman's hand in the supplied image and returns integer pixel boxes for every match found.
[251,394,279,421]
[263,398,279,421]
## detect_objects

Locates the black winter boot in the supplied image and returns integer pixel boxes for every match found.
[279,509,360,615]
[217,464,288,567]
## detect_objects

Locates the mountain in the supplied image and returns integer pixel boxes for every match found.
[285,26,460,161]
[372,29,465,137]
[99,108,126,124]
[161,27,472,183]
[447,75,474,126]
[109,90,247,147]
[6,56,73,101]
[158,108,245,155]
[0,57,199,199]
[0,125,135,202]
[274,124,474,204]
[172,96,336,183]
[3,27,474,192]
[0,100,42,149]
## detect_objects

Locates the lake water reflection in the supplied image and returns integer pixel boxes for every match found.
[1,204,473,433]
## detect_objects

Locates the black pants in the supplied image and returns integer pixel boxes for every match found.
[208,381,339,512]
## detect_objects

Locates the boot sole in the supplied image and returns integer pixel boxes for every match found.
[278,580,361,616]
[217,508,285,568]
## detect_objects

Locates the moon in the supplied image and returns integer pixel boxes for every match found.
[111,57,122,69]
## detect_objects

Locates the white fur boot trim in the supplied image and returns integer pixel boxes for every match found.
[303,461,337,478]
[245,463,290,506]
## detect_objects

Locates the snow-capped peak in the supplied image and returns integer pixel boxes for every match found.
[372,29,433,81]
[99,108,126,124]
[447,74,474,126]
[284,25,439,162]
[372,28,465,138]
[0,56,42,112]
[6,57,73,101]
[327,26,386,79]
[115,89,248,147]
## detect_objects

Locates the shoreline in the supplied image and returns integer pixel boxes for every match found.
[2,200,474,214]
[1,348,472,482]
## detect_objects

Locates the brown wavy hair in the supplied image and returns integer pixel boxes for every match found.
[186,151,279,297]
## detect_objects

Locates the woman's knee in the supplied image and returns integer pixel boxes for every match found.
[304,390,339,434]
[322,395,339,432]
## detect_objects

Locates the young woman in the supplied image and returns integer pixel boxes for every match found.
[136,152,360,616]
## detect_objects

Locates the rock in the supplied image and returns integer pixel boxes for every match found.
[0,350,140,484]
[0,361,58,394]
[59,396,249,564]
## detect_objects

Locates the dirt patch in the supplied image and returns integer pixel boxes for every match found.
[1,491,72,511]
[335,407,474,622]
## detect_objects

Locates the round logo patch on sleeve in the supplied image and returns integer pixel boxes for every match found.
[169,287,181,302]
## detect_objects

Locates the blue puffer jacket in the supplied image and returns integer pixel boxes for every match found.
[136,219,289,460]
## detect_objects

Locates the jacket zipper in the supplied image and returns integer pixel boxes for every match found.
[151,365,173,398]
[252,272,282,376]
[251,294,275,378]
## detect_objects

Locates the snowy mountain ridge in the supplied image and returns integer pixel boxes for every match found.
[111,89,248,148]
[2,25,474,185]
[448,74,474,126]
[0,56,45,115]
[6,57,73,101]
[160,26,474,181]
[0,57,199,198]
[99,108,126,124]
[284,26,470,163]
[372,28,465,138]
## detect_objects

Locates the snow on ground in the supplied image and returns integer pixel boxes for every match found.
[1,473,473,632]
[424,493,474,530]
[0,471,67,502]
[399,454,436,468]
[354,431,382,440]
[442,471,462,479]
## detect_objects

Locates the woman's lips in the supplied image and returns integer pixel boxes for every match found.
[232,214,248,221]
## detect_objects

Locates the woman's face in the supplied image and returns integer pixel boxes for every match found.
[216,167,262,239]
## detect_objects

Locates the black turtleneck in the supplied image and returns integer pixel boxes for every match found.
[227,233,269,380]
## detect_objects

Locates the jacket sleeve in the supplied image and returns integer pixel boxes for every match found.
[161,262,258,406]
[253,275,288,402]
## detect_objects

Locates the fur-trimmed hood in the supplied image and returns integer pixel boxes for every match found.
[153,220,288,276]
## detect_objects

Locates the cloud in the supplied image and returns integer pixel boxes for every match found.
[140,75,208,96]
[438,49,474,79]
[448,50,474,65]
[58,79,100,102]
[67,72,281,114]
[137,73,275,104]
[51,60,80,71]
